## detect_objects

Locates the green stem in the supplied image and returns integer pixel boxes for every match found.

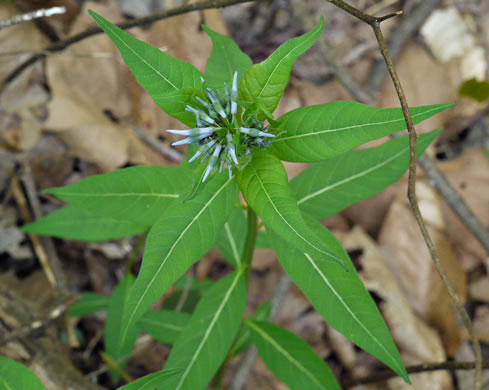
[241,206,258,278]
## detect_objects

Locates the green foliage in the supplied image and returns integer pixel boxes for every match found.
[237,150,344,266]
[202,25,253,87]
[44,166,193,226]
[239,18,324,115]
[269,214,410,381]
[230,302,272,357]
[0,357,47,390]
[105,274,139,383]
[24,10,455,388]
[68,292,110,316]
[269,102,452,162]
[120,174,238,346]
[292,130,441,219]
[246,320,341,390]
[22,205,146,241]
[162,269,247,389]
[138,310,190,345]
[89,11,203,126]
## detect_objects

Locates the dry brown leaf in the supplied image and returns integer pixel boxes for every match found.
[341,227,453,390]
[43,2,152,170]
[378,181,466,355]
[473,305,489,344]
[469,277,489,304]
[438,149,489,269]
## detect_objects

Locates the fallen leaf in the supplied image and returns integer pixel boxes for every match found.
[378,181,466,355]
[341,227,453,389]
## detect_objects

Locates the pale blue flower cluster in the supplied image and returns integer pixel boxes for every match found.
[168,72,275,182]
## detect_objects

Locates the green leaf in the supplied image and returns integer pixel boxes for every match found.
[230,302,272,357]
[216,207,247,268]
[0,357,47,390]
[105,274,139,384]
[163,269,247,389]
[68,292,110,317]
[239,18,324,115]
[202,25,252,87]
[246,320,340,390]
[268,214,409,382]
[153,88,207,127]
[256,229,269,249]
[117,369,182,390]
[237,150,344,266]
[459,78,489,102]
[120,174,238,346]
[269,102,452,162]
[137,310,190,345]
[89,10,203,123]
[45,166,193,226]
[293,129,441,219]
[22,205,147,241]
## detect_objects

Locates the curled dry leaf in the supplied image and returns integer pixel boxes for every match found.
[378,181,466,355]
[341,227,453,390]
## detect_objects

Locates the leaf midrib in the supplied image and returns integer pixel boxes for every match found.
[303,253,404,376]
[95,14,179,91]
[54,192,179,198]
[247,321,324,389]
[249,162,339,262]
[123,178,233,342]
[224,222,241,266]
[255,29,319,100]
[272,105,447,142]
[175,268,244,389]
[296,147,405,205]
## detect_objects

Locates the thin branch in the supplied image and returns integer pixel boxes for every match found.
[2,0,255,87]
[0,6,66,30]
[343,360,489,387]
[325,1,482,388]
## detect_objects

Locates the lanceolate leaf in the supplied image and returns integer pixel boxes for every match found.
[105,274,139,384]
[89,11,204,122]
[216,207,247,268]
[239,18,324,115]
[237,150,344,266]
[117,369,182,390]
[292,129,441,219]
[45,166,193,226]
[269,102,453,162]
[162,269,247,389]
[137,310,190,345]
[22,205,147,241]
[0,357,47,390]
[202,25,252,87]
[247,320,340,390]
[68,292,110,317]
[120,174,238,346]
[268,214,409,382]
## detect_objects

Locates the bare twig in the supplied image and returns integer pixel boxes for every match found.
[325,1,482,388]
[0,6,66,30]
[3,0,255,88]
[343,360,489,387]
